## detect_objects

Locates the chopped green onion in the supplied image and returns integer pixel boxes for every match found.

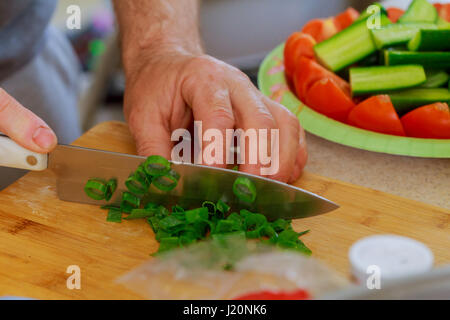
[86,154,312,256]
[158,237,180,253]
[84,178,117,201]
[185,207,209,224]
[125,166,150,195]
[124,208,155,220]
[144,155,171,176]
[106,208,122,223]
[105,178,117,201]
[233,177,257,203]
[152,169,179,191]
[202,201,216,214]
[216,200,230,214]
[120,191,140,213]
[84,179,108,200]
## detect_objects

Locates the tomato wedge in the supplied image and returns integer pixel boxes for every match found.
[347,95,406,136]
[284,32,316,80]
[293,57,351,102]
[401,103,450,139]
[305,78,356,122]
[435,3,450,21]
[334,7,360,31]
[387,7,405,23]
[302,18,338,43]
[235,289,310,300]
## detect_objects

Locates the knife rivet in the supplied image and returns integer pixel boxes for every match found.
[26,155,38,166]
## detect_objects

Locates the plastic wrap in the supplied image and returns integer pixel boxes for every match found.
[117,236,348,299]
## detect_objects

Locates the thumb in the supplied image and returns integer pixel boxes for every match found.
[0,88,57,153]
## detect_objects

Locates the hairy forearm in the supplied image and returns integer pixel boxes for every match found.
[113,0,203,75]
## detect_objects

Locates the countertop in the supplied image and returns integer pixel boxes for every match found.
[305,133,450,210]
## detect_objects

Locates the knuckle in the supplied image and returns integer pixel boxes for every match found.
[135,139,162,157]
[208,105,235,125]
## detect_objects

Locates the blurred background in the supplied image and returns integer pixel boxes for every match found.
[51,0,374,130]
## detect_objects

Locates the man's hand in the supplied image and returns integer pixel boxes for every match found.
[114,0,307,183]
[0,88,57,153]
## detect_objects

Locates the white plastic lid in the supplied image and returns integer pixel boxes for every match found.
[349,235,434,285]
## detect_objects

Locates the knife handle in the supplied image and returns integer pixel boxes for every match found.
[0,135,48,171]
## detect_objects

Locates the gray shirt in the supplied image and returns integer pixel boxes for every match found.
[0,0,57,81]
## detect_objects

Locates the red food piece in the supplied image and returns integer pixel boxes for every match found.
[401,103,450,139]
[334,7,360,31]
[302,18,338,43]
[387,7,405,23]
[347,95,406,136]
[284,32,316,80]
[434,3,450,21]
[293,57,350,102]
[305,78,356,122]
[235,289,311,300]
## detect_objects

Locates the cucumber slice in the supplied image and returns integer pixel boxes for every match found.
[398,0,438,23]
[350,65,426,96]
[437,17,450,30]
[408,29,450,51]
[314,14,391,72]
[421,70,449,88]
[389,88,450,115]
[371,23,437,49]
[385,50,450,68]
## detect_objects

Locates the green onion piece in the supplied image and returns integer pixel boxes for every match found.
[144,202,158,210]
[147,216,160,233]
[233,177,257,203]
[144,155,171,177]
[125,167,150,195]
[120,191,141,213]
[172,205,184,213]
[155,230,171,242]
[185,207,209,224]
[106,208,122,223]
[271,219,292,233]
[158,237,180,253]
[216,200,230,214]
[101,204,120,210]
[124,208,155,220]
[202,201,216,214]
[105,178,118,201]
[260,225,277,238]
[159,216,185,233]
[84,179,108,200]
[215,220,240,234]
[152,169,180,191]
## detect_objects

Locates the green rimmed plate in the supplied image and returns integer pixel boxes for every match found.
[258,43,450,158]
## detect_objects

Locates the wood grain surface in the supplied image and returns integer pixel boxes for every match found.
[0,121,448,299]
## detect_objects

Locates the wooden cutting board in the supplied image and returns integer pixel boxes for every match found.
[0,121,448,299]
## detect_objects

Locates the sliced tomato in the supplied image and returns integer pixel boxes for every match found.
[387,7,405,23]
[347,95,406,136]
[435,3,450,21]
[401,103,450,139]
[305,78,356,122]
[334,7,360,31]
[284,32,316,80]
[235,289,310,300]
[302,18,338,43]
[293,57,350,102]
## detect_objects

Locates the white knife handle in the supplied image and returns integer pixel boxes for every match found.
[0,136,48,171]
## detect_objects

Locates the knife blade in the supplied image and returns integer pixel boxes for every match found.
[0,135,339,220]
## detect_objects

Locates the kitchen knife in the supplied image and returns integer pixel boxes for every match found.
[0,135,339,220]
